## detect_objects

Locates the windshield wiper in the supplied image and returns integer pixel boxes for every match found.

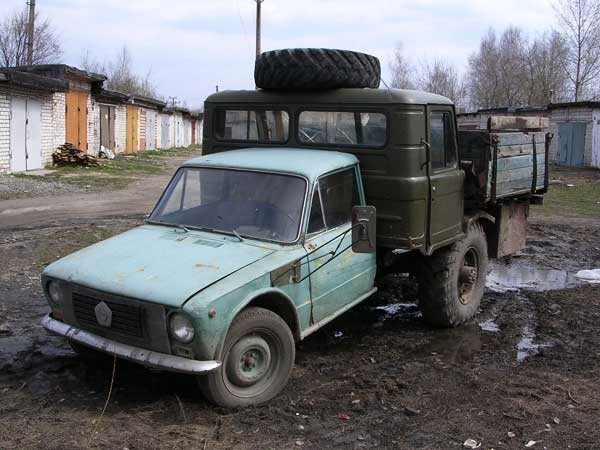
[174,224,190,233]
[231,229,243,242]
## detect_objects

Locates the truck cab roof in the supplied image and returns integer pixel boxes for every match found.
[205,88,453,106]
[183,148,359,182]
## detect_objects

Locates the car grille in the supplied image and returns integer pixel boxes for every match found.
[72,291,144,338]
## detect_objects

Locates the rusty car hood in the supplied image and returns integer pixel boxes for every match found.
[42,225,275,308]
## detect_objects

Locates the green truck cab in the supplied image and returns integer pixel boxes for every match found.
[42,49,549,407]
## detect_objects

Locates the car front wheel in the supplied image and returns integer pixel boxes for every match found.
[199,307,295,408]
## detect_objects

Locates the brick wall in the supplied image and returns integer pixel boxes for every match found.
[115,105,127,154]
[52,92,65,149]
[138,108,146,151]
[548,107,593,165]
[0,92,10,172]
[87,95,100,156]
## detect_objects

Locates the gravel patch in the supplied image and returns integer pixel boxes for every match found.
[0,174,89,200]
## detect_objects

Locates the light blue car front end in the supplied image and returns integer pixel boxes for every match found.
[41,148,377,376]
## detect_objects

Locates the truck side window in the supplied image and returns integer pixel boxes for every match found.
[298,111,386,147]
[214,109,289,142]
[318,168,360,229]
[430,112,456,170]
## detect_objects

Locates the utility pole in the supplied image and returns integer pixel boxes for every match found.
[168,96,178,108]
[254,0,265,58]
[26,0,36,65]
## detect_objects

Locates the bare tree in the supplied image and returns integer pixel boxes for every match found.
[526,31,570,104]
[418,59,467,107]
[467,29,502,109]
[388,42,416,89]
[0,7,62,66]
[496,27,529,107]
[82,46,157,97]
[555,0,600,101]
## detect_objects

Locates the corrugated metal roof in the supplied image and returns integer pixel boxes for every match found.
[10,64,106,82]
[548,101,600,110]
[0,69,68,92]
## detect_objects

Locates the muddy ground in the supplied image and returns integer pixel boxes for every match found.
[1,163,599,449]
[1,216,599,450]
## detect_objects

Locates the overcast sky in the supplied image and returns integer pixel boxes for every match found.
[2,0,558,108]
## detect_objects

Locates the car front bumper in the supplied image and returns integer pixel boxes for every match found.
[41,314,221,375]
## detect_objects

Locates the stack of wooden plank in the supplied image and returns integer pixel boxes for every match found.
[52,143,99,167]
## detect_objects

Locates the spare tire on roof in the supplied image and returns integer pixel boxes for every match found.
[254,48,381,90]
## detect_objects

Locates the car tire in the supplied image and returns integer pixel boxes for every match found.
[254,48,381,90]
[199,307,295,408]
[418,222,488,327]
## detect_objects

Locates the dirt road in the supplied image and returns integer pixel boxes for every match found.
[0,152,193,230]
[0,157,599,449]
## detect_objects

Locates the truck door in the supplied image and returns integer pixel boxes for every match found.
[303,167,377,323]
[427,107,464,248]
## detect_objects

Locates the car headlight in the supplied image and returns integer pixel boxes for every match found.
[169,313,195,344]
[47,280,66,307]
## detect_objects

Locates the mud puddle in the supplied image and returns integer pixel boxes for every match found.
[486,260,583,292]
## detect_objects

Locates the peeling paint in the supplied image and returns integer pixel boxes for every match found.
[195,263,220,270]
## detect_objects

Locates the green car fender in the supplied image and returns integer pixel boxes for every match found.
[183,274,301,362]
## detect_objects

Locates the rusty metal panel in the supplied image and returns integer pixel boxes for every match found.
[488,201,529,258]
[100,105,117,150]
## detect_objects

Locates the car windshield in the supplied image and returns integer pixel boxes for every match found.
[149,167,307,243]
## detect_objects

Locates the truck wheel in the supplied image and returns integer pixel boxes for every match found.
[254,48,381,90]
[199,307,295,408]
[418,222,488,327]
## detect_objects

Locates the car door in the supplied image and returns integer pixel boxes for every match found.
[427,107,464,247]
[303,166,377,324]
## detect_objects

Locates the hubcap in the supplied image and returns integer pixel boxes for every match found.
[458,247,479,305]
[226,335,271,388]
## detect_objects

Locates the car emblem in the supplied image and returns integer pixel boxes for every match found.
[94,301,112,327]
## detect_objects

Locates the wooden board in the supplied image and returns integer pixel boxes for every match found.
[488,116,549,131]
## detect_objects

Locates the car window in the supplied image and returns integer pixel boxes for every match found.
[318,168,360,229]
[214,109,289,142]
[430,111,456,170]
[307,190,325,234]
[298,111,386,147]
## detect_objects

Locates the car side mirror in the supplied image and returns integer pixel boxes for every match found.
[352,205,376,253]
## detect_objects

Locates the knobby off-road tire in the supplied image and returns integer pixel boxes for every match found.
[418,222,488,327]
[254,48,381,90]
[199,307,295,408]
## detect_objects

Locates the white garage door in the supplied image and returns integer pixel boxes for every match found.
[10,97,42,172]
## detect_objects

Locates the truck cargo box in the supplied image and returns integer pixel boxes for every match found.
[459,126,550,209]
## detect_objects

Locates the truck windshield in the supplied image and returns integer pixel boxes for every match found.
[149,167,306,243]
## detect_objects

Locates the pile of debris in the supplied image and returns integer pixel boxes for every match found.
[52,143,99,167]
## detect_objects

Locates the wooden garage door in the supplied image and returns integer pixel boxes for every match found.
[65,91,88,151]
[126,106,139,154]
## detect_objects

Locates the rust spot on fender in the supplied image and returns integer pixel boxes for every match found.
[195,263,220,270]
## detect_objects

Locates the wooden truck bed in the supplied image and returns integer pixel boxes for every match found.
[459,116,550,209]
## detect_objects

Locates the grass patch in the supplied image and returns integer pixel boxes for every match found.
[19,145,202,190]
[532,164,600,219]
